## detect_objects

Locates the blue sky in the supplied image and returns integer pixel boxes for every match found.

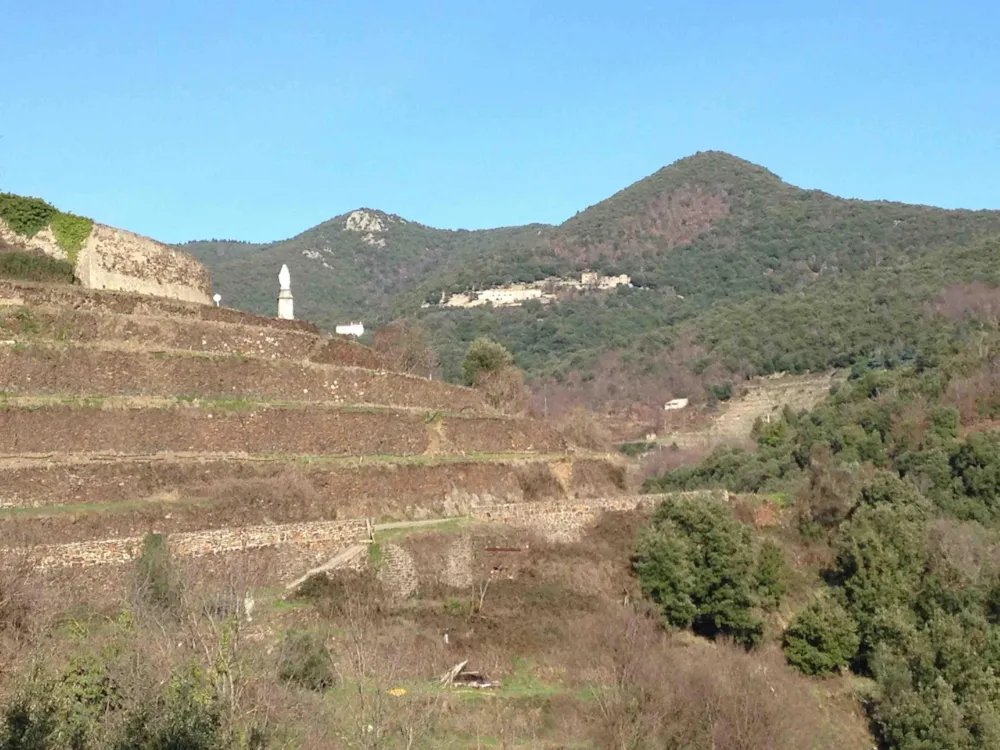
[2,1,998,243]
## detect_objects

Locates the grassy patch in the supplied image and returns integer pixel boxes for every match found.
[0,251,75,283]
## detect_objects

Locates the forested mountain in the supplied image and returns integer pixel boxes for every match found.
[183,152,1000,409]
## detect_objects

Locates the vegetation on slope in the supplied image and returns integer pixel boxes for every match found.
[0,251,76,284]
[641,290,1000,749]
[0,194,93,263]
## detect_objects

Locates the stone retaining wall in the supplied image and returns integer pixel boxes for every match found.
[27,518,369,571]
[470,491,725,541]
[2,493,720,581]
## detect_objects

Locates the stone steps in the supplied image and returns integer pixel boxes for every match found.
[0,343,481,412]
[0,303,383,369]
[0,401,566,457]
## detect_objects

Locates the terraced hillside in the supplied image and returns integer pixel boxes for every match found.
[0,280,627,591]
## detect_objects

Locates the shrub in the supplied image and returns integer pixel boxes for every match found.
[372,319,438,377]
[756,539,787,611]
[0,194,56,238]
[558,407,612,451]
[784,597,860,675]
[134,533,181,612]
[475,365,529,412]
[634,495,763,647]
[277,629,334,691]
[0,252,75,284]
[0,692,59,750]
[462,337,514,385]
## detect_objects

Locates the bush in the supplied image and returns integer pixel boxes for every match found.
[755,539,787,611]
[475,365,529,412]
[277,629,334,691]
[634,495,763,647]
[0,251,76,284]
[0,194,56,238]
[134,534,181,612]
[462,337,514,386]
[784,597,860,675]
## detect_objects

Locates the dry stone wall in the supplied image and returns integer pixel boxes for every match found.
[1,219,213,304]
[470,491,724,541]
[27,518,368,571]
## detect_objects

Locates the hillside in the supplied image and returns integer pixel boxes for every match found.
[0,273,877,748]
[185,152,1000,408]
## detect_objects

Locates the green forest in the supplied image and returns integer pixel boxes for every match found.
[640,294,1000,748]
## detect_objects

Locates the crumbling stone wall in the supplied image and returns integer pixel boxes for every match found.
[1,219,213,304]
[77,224,213,304]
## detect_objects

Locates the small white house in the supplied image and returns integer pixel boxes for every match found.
[664,398,689,411]
[335,322,365,337]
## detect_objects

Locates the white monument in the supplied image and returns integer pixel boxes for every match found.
[277,264,294,320]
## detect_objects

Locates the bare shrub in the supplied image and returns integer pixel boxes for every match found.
[795,444,866,534]
[372,319,439,378]
[0,552,35,637]
[934,282,1000,326]
[584,612,836,750]
[946,360,1000,425]
[476,366,529,414]
[515,462,564,502]
[557,407,612,451]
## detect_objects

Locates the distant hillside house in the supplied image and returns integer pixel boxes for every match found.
[664,398,689,411]
[335,322,365,337]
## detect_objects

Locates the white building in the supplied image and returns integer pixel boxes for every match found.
[664,398,689,411]
[335,322,365,337]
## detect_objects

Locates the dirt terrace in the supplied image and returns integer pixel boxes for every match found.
[0,467,620,544]
[0,345,482,411]
[0,280,320,332]
[0,404,566,457]
[0,454,624,511]
[0,304,384,369]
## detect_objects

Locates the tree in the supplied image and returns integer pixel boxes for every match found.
[462,337,514,386]
[475,366,529,413]
[634,495,763,647]
[784,596,860,675]
[372,319,439,378]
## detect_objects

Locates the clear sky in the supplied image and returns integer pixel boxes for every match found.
[2,1,998,243]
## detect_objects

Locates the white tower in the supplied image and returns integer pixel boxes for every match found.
[277,264,294,320]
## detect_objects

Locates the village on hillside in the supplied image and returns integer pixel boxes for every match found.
[421,270,633,309]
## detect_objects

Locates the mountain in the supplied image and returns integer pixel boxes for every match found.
[183,152,1000,409]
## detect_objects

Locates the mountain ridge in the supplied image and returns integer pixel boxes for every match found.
[181,151,1000,413]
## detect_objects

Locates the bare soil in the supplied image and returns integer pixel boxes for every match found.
[0,404,564,457]
[0,344,481,411]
